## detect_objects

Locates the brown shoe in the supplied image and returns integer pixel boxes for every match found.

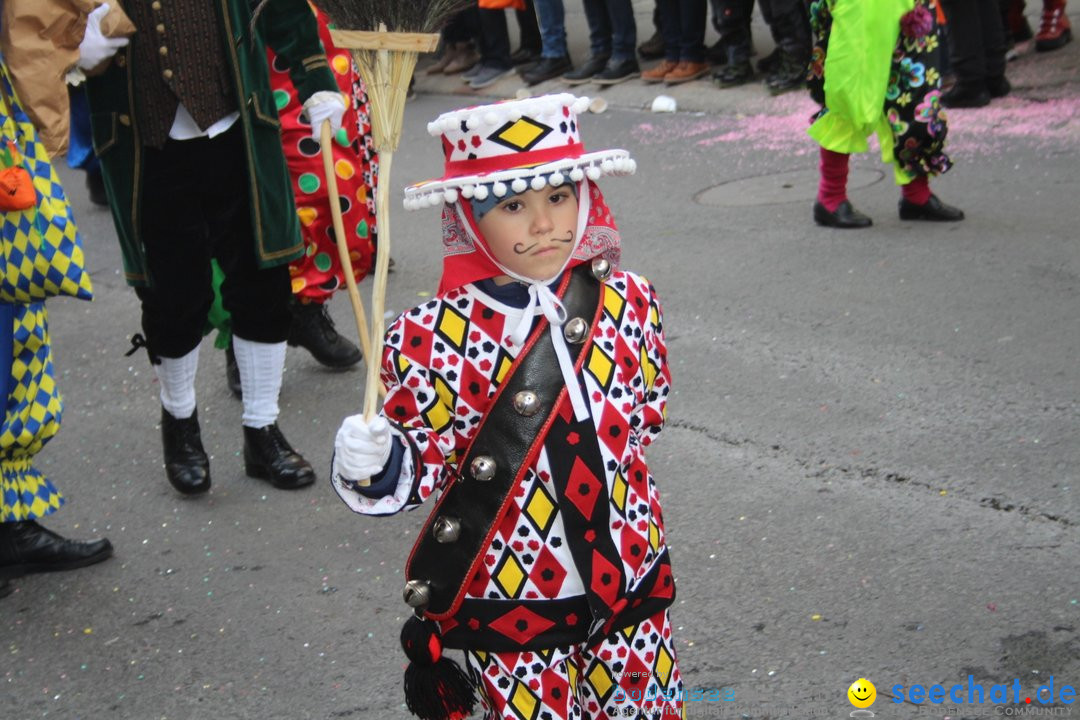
[444,43,480,74]
[665,61,710,85]
[641,59,678,83]
[426,43,460,75]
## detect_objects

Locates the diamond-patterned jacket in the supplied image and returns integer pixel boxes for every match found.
[333,270,676,651]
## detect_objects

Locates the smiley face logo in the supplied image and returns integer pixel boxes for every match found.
[848,678,877,708]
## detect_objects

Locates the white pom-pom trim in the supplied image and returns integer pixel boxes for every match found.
[473,184,489,201]
[586,166,602,181]
[493,181,508,197]
[483,112,500,126]
[512,178,528,193]
[444,187,459,203]
[569,167,585,182]
[550,172,565,186]
[461,185,475,199]
[466,116,481,130]
[571,97,591,115]
[530,175,547,192]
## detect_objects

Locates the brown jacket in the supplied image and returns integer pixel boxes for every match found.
[0,0,134,157]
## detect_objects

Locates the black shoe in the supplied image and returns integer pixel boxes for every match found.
[0,520,112,579]
[813,200,873,228]
[637,31,665,60]
[288,300,362,369]
[86,168,108,207]
[987,75,1011,98]
[243,424,316,490]
[593,57,640,85]
[522,55,572,86]
[706,38,729,65]
[713,60,753,87]
[941,82,991,108]
[562,54,610,84]
[0,577,11,597]
[756,47,781,73]
[766,51,808,95]
[898,194,965,222]
[225,344,242,399]
[161,407,211,495]
[510,45,541,66]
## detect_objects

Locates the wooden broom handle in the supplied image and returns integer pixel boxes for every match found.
[320,120,375,380]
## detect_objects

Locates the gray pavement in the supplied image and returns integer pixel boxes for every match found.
[3,6,1080,720]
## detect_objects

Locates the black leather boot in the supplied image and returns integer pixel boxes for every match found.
[161,407,211,495]
[898,194,965,222]
[814,200,873,228]
[243,424,315,490]
[0,520,112,578]
[287,301,362,369]
[225,343,242,399]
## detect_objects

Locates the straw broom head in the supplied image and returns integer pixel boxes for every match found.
[318,1,471,151]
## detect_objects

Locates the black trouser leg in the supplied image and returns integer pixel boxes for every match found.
[759,0,812,60]
[714,0,754,63]
[135,124,291,360]
[942,0,1006,83]
[516,0,543,52]
[478,8,513,68]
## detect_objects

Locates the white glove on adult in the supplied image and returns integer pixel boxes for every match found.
[334,414,392,482]
[77,4,130,71]
[303,91,347,142]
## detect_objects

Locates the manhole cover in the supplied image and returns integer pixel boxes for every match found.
[694,168,885,207]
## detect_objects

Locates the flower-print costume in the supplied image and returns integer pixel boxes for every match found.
[267,9,378,302]
[807,0,952,184]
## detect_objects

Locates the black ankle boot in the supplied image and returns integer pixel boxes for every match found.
[161,407,211,495]
[0,520,112,578]
[243,424,315,490]
[813,200,873,228]
[225,344,242,399]
[287,301,362,369]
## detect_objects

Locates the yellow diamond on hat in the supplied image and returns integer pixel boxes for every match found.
[491,118,552,152]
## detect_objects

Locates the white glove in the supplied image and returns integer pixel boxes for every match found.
[334,414,392,482]
[77,4,130,71]
[303,91,347,142]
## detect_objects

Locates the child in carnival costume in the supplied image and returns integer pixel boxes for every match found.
[332,94,683,720]
[807,0,966,228]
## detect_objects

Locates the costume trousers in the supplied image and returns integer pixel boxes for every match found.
[941,0,1007,83]
[712,0,811,60]
[464,609,684,720]
[133,123,291,360]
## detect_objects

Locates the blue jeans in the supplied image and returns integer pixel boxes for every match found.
[660,0,708,62]
[582,0,638,62]
[533,0,569,58]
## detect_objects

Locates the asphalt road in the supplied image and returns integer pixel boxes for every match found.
[3,14,1079,720]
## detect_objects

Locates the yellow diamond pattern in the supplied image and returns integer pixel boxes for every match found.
[524,483,556,536]
[586,661,614,701]
[495,118,547,151]
[493,552,526,598]
[649,519,660,553]
[436,305,468,349]
[495,353,513,383]
[603,286,625,324]
[653,643,674,687]
[611,471,628,513]
[586,346,613,389]
[508,679,541,720]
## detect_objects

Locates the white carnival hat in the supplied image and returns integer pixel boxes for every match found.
[403,93,636,211]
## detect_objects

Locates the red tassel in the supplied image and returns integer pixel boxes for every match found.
[401,615,477,720]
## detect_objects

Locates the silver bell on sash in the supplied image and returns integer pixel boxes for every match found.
[591,257,612,281]
[470,455,496,481]
[403,579,431,608]
[563,317,589,344]
[513,390,540,417]
[433,516,461,543]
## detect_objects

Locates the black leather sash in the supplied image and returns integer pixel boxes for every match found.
[405,263,603,620]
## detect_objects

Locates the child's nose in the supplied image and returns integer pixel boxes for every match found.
[531,207,555,233]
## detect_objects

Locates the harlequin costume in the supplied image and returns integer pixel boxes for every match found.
[332,94,684,720]
[807,0,966,228]
[0,50,112,594]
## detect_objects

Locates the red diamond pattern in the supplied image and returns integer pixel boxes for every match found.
[489,605,556,645]
[564,457,601,520]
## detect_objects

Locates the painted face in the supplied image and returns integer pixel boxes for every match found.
[476,185,579,284]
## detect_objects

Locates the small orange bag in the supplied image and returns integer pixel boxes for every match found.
[0,141,34,211]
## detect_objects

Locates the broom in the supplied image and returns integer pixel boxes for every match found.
[317,0,470,422]
[310,4,477,720]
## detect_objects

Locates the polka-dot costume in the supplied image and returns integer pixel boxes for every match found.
[267,9,378,303]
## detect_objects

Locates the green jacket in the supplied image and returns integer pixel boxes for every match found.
[86,0,337,287]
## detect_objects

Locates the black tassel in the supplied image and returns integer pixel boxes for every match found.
[401,615,477,720]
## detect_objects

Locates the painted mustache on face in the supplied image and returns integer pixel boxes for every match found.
[513,232,575,255]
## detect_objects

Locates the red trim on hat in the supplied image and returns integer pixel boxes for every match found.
[444,142,586,178]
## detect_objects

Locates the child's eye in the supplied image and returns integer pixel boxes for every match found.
[549,191,567,204]
[502,200,523,212]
